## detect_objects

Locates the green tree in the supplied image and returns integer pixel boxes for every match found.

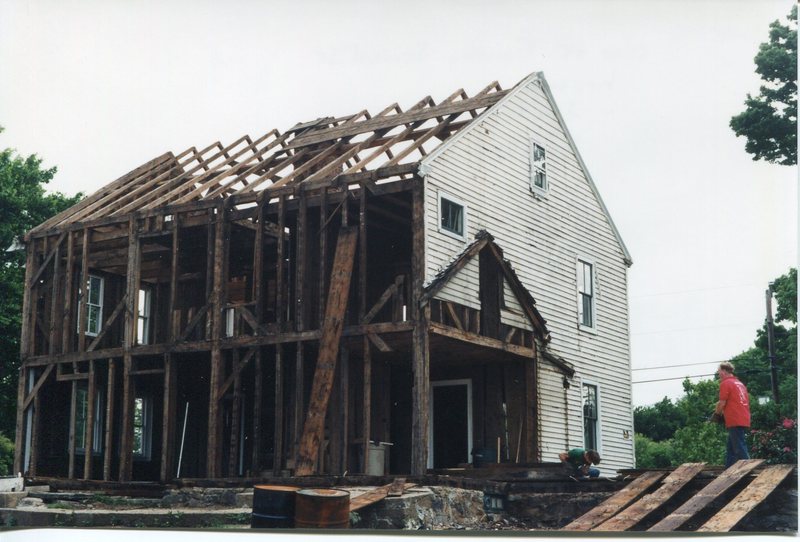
[0,127,82,440]
[634,433,675,468]
[633,396,685,441]
[730,6,797,165]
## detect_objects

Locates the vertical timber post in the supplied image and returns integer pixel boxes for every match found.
[119,217,140,481]
[410,179,430,475]
[207,202,226,478]
[103,358,115,481]
[83,360,96,479]
[14,239,37,475]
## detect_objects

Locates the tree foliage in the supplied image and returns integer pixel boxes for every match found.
[730,6,797,165]
[634,268,797,467]
[0,127,82,439]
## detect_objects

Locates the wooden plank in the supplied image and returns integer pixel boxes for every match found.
[48,238,62,355]
[228,349,242,476]
[562,471,666,531]
[362,336,371,474]
[169,214,180,342]
[22,364,54,411]
[160,354,176,482]
[367,332,392,353]
[103,359,115,481]
[118,218,140,482]
[27,232,66,288]
[594,463,706,531]
[294,227,359,476]
[77,228,90,352]
[12,366,27,475]
[647,460,764,532]
[288,91,507,148]
[251,349,262,474]
[68,380,77,478]
[207,204,227,478]
[429,322,534,360]
[61,231,75,353]
[410,180,429,476]
[83,360,96,479]
[272,344,284,476]
[349,482,417,512]
[697,464,794,532]
[87,295,127,352]
[387,477,407,497]
[275,195,285,331]
[362,275,403,324]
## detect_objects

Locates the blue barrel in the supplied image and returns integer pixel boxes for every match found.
[251,484,298,528]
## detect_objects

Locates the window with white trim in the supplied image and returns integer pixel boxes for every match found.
[530,140,547,194]
[74,384,104,454]
[439,193,465,238]
[133,394,153,459]
[137,287,152,345]
[577,259,595,329]
[78,275,104,336]
[582,383,599,450]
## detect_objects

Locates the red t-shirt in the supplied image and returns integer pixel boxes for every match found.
[719,375,750,428]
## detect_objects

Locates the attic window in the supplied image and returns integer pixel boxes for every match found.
[530,140,547,194]
[439,193,466,239]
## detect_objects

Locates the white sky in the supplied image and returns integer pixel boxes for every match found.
[1,0,796,407]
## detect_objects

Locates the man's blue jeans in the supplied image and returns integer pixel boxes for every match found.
[726,426,750,468]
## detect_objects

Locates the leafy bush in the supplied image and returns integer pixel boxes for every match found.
[0,432,13,476]
[635,434,675,468]
[671,422,726,465]
[749,418,797,464]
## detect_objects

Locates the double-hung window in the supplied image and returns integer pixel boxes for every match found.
[74,384,104,454]
[577,259,595,330]
[78,275,104,336]
[439,193,466,239]
[582,383,599,451]
[137,288,152,345]
[530,140,547,194]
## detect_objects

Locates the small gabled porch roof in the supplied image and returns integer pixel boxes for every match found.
[420,230,550,342]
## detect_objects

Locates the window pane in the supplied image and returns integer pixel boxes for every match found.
[88,306,100,334]
[89,277,101,305]
[533,143,546,163]
[534,169,546,189]
[581,294,593,327]
[441,198,464,236]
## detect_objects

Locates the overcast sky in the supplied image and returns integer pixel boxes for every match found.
[1,0,796,406]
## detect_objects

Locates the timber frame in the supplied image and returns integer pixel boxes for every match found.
[15,79,552,482]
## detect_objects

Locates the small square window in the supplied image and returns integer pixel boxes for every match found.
[530,141,547,194]
[439,195,465,238]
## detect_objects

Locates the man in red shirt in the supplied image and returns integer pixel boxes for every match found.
[713,362,751,467]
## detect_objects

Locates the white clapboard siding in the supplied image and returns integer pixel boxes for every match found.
[423,75,634,473]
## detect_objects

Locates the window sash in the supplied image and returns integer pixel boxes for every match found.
[578,261,595,328]
[133,395,152,459]
[74,385,103,453]
[137,288,152,345]
[78,275,104,336]
[582,384,599,450]
[441,198,464,236]
[531,142,547,191]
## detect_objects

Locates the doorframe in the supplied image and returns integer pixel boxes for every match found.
[428,378,473,469]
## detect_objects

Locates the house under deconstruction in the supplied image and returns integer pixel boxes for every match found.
[14,72,635,483]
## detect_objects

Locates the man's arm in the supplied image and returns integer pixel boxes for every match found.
[714,399,726,415]
[558,452,568,463]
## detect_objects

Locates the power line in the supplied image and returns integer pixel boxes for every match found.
[632,356,776,371]
[632,367,781,385]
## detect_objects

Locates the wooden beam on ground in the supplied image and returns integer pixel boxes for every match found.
[647,460,764,532]
[349,482,417,512]
[294,227,359,476]
[697,464,795,532]
[388,477,407,497]
[562,471,666,531]
[594,463,706,531]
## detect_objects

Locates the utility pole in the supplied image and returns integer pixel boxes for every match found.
[765,284,780,408]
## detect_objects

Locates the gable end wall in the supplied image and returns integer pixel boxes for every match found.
[422,77,634,473]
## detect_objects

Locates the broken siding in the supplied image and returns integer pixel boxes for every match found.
[423,78,633,472]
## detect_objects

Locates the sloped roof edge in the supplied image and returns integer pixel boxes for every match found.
[418,72,633,267]
[421,230,550,341]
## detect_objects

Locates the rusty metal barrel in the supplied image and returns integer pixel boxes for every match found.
[251,484,299,528]
[294,488,351,529]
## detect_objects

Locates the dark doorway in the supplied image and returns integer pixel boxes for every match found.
[431,380,472,469]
